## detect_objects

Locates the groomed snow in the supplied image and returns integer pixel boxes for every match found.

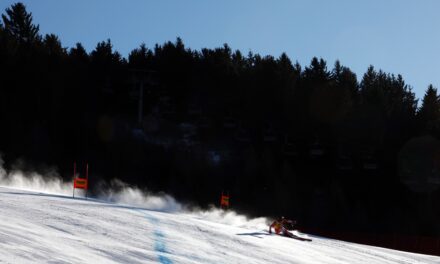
[0,186,438,264]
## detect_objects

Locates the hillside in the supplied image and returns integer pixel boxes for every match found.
[0,186,438,264]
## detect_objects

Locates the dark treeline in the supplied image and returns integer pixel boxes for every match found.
[1,3,440,238]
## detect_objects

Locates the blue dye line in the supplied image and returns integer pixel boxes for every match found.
[155,230,165,238]
[158,255,173,264]
[138,210,173,264]
[155,239,168,253]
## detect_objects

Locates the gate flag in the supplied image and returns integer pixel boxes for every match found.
[74,178,88,189]
[220,191,230,209]
[73,162,89,198]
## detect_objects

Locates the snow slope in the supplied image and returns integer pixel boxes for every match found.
[0,187,438,264]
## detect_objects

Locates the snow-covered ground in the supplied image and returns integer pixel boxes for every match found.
[0,187,439,263]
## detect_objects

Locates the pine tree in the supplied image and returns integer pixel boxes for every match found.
[69,43,89,63]
[128,43,153,69]
[91,39,122,66]
[1,2,40,44]
[332,60,358,102]
[418,84,440,133]
[360,65,382,106]
[43,34,66,57]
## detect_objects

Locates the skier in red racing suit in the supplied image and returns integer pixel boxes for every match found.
[269,217,296,238]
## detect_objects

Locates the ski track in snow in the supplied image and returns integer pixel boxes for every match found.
[0,187,439,264]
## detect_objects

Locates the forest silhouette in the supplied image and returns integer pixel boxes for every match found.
[1,2,440,247]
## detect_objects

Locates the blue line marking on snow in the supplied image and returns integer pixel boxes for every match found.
[138,210,173,264]
[155,239,167,253]
[158,255,173,264]
[155,230,165,238]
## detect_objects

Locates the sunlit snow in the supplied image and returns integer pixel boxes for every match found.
[0,186,438,264]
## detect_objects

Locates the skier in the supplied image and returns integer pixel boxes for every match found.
[269,217,312,241]
[269,216,296,238]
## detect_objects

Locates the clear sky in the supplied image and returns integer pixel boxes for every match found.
[1,0,440,100]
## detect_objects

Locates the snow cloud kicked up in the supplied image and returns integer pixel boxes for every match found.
[0,155,268,230]
[96,179,182,212]
[0,157,182,213]
[0,157,73,195]
[191,207,269,230]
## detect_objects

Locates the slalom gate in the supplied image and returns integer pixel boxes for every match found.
[72,162,89,199]
[220,191,230,209]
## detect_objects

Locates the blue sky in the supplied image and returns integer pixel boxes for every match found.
[1,0,440,100]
